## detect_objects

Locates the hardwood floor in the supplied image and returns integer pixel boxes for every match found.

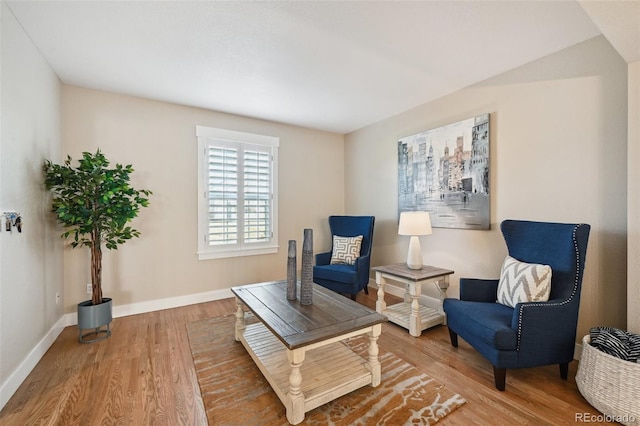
[0,291,613,425]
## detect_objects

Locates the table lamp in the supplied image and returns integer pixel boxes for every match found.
[398,211,432,270]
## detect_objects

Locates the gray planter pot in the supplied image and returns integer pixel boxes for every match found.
[77,297,112,343]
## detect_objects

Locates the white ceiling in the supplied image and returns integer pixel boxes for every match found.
[5,1,636,134]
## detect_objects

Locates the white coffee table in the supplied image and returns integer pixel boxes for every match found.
[231,280,387,425]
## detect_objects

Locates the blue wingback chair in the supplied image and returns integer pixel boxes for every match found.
[443,220,590,391]
[313,216,375,300]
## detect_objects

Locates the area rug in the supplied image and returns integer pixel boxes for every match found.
[187,315,465,425]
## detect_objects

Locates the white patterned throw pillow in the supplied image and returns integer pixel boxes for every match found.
[330,235,363,265]
[496,255,552,308]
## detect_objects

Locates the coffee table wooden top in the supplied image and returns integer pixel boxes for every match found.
[231,280,387,350]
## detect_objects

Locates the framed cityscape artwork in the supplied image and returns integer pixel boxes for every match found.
[398,113,490,230]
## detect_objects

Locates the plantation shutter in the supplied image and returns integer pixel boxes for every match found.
[196,125,278,260]
[243,149,272,243]
[207,145,239,245]
[205,141,273,247]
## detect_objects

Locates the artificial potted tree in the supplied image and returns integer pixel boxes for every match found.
[44,150,151,343]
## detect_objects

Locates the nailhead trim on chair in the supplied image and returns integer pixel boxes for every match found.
[514,224,586,351]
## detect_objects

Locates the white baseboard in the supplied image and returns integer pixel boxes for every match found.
[64,287,234,326]
[1,288,234,411]
[0,315,66,411]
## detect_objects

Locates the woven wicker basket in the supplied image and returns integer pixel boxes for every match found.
[576,335,640,426]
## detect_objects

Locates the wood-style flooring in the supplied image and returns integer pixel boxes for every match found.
[0,291,613,425]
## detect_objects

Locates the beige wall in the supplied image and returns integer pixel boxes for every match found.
[345,35,628,340]
[629,60,640,334]
[0,2,63,399]
[62,86,344,313]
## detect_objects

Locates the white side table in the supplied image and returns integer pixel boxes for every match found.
[373,263,454,337]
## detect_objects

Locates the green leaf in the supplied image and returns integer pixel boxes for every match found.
[43,149,151,255]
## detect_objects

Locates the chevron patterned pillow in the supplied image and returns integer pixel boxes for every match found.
[330,235,363,265]
[496,255,552,308]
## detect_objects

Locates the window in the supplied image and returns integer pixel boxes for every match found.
[196,126,279,260]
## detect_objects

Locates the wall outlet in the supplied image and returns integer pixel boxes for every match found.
[87,283,92,294]
[55,291,60,304]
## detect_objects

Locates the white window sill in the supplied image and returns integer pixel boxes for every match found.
[197,245,279,260]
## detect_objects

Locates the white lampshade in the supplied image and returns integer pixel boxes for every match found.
[398,211,432,270]
[398,211,432,236]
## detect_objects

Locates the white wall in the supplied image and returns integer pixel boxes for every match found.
[0,2,63,408]
[345,35,628,340]
[628,60,640,334]
[62,86,345,314]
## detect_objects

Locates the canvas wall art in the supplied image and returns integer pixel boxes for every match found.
[398,114,490,230]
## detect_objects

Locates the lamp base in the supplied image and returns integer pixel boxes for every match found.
[406,236,423,270]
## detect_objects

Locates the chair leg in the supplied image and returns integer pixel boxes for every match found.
[493,366,506,391]
[448,328,458,347]
[559,363,569,380]
[350,293,357,301]
[364,285,369,295]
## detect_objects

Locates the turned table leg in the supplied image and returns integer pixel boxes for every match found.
[234,298,245,342]
[375,272,387,313]
[409,282,422,337]
[286,348,306,425]
[435,276,450,325]
[366,324,382,387]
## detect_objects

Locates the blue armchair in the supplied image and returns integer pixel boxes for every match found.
[313,216,375,300]
[443,220,590,391]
